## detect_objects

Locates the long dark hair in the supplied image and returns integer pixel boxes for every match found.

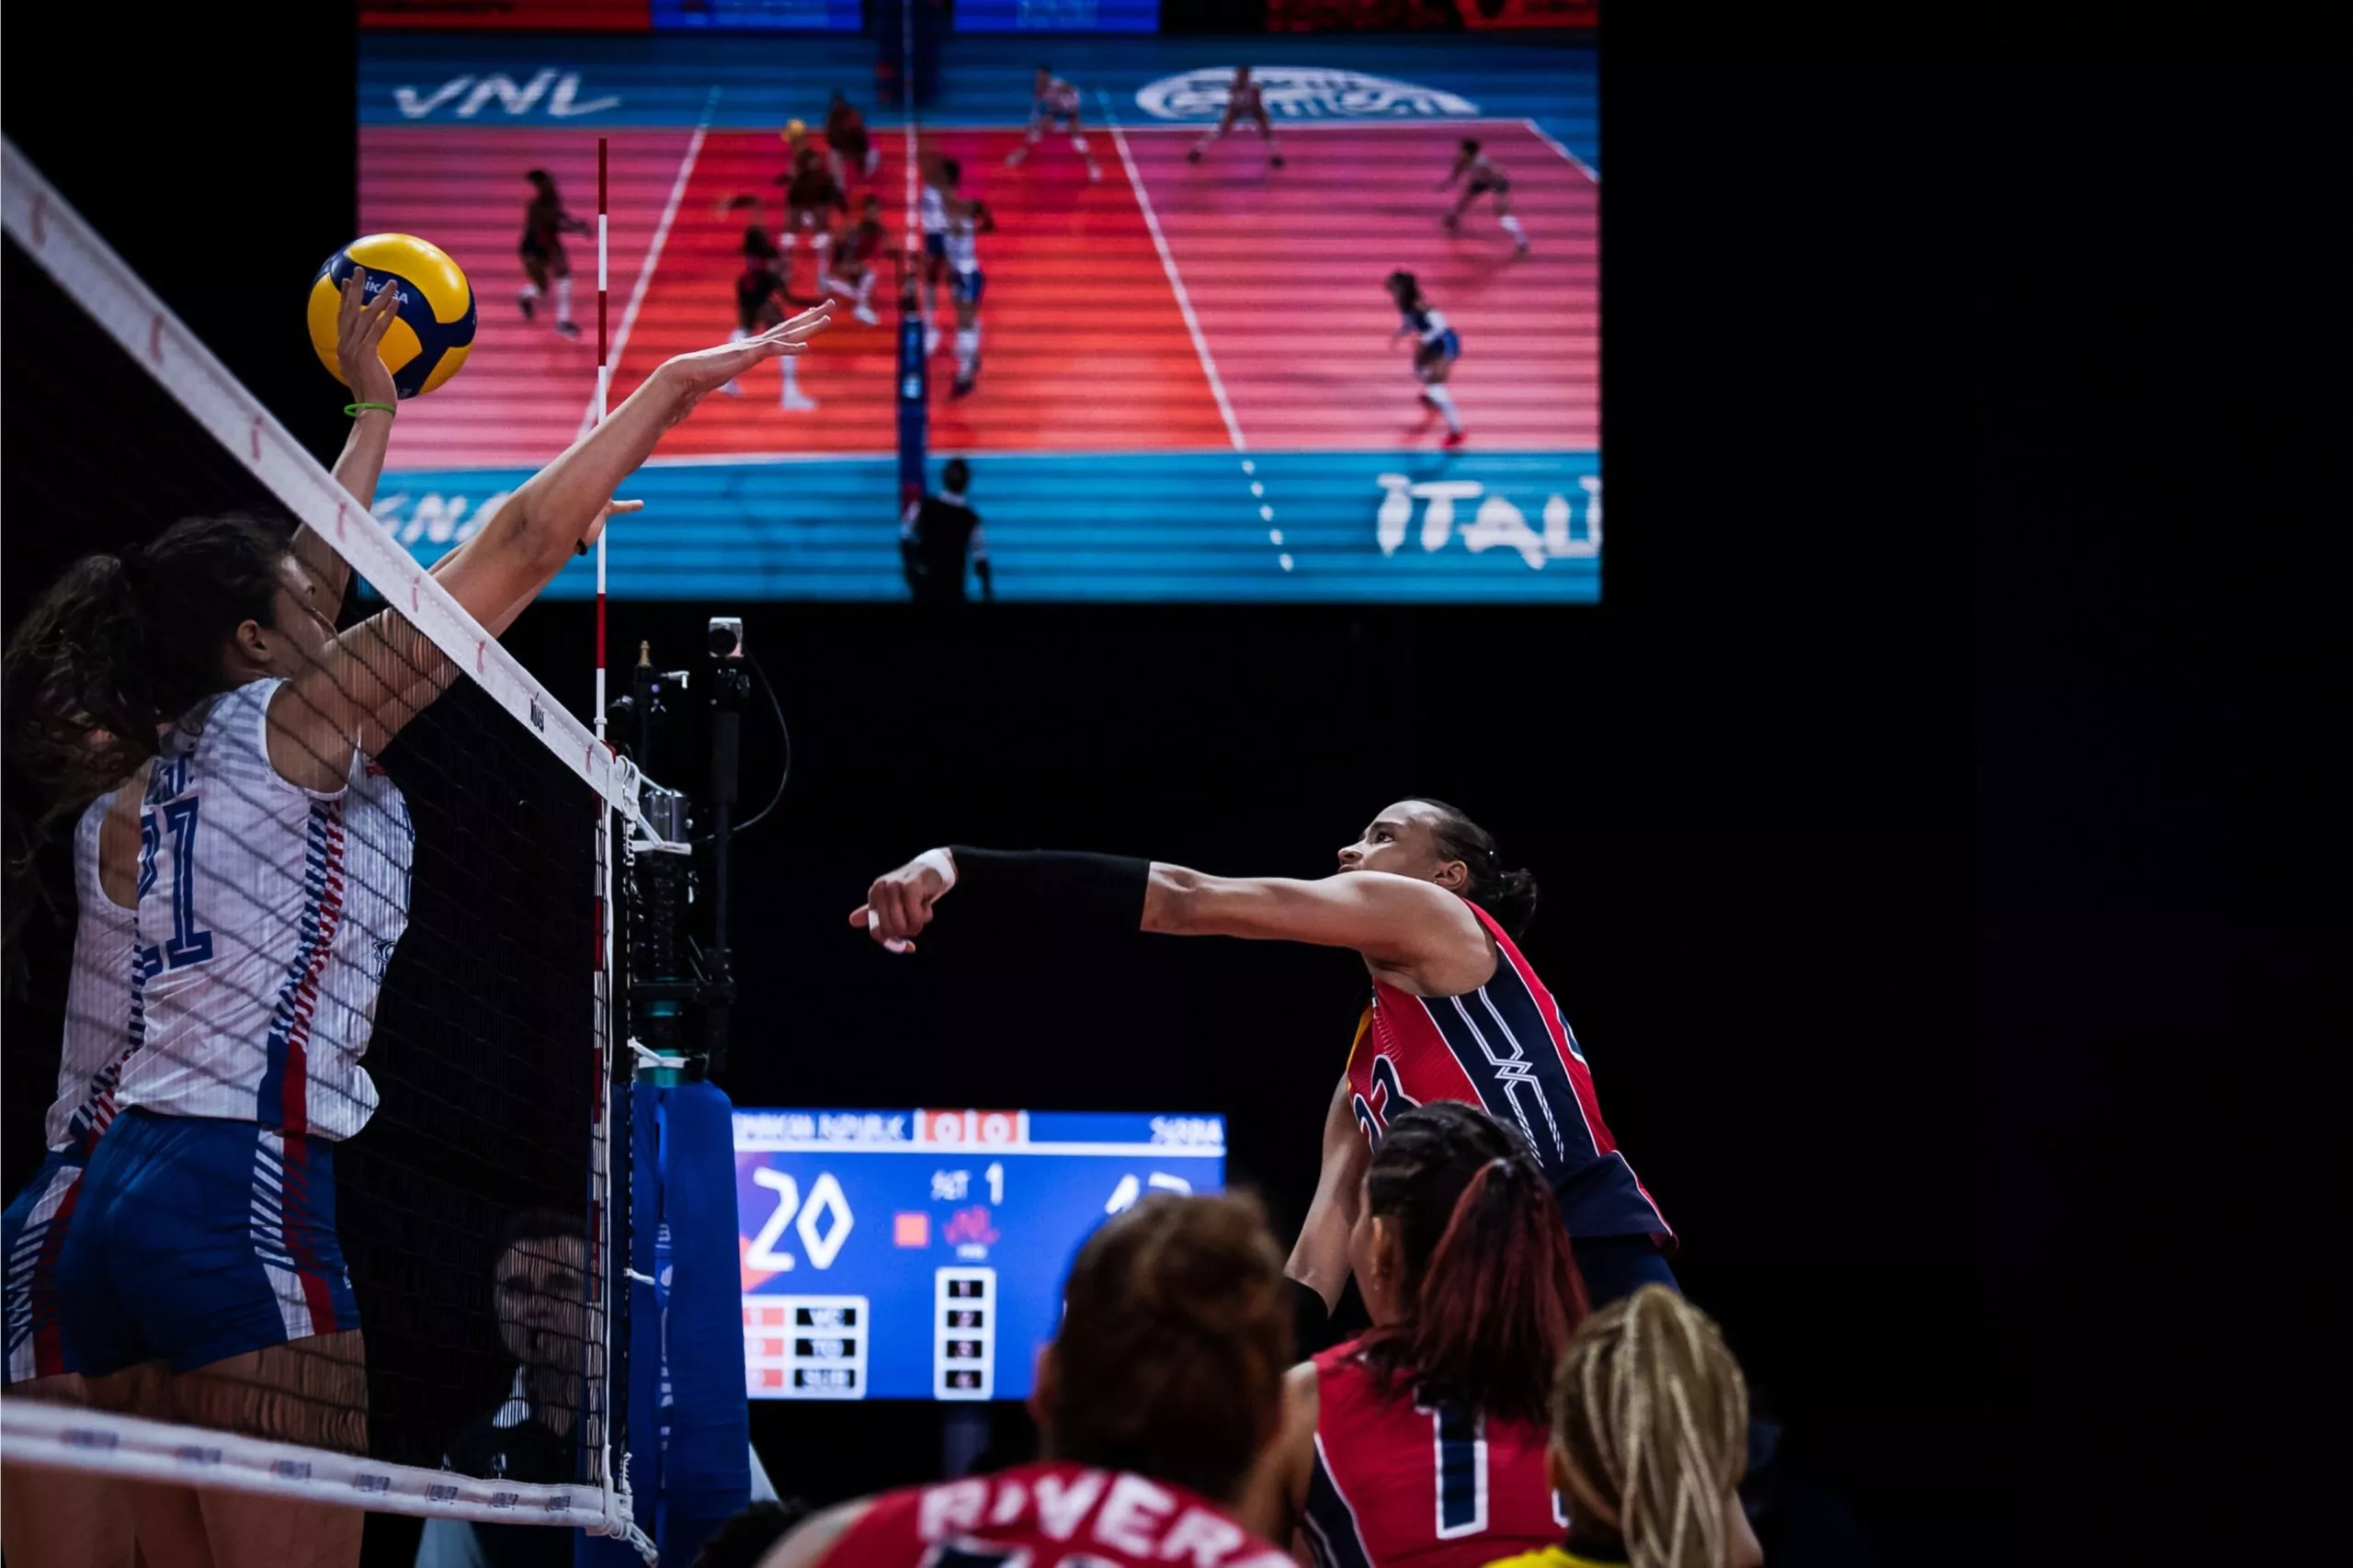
[1047,1191,1291,1504]
[1358,1102,1587,1427]
[1411,797,1540,937]
[4,513,293,814]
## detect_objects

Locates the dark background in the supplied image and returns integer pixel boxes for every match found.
[7,6,2344,1568]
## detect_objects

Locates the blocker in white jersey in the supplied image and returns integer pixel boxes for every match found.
[119,677,414,1140]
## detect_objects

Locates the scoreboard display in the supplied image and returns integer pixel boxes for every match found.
[734,1108,1226,1401]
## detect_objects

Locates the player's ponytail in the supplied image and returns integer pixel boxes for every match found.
[1358,1102,1586,1428]
[4,513,293,814]
[1410,797,1542,938]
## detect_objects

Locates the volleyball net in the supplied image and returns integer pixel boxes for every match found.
[0,138,653,1551]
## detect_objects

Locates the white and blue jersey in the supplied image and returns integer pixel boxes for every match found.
[1032,78,1081,128]
[50,678,406,1373]
[3,790,142,1383]
[1402,303,1461,362]
[946,210,985,305]
[116,677,414,1142]
[920,183,950,261]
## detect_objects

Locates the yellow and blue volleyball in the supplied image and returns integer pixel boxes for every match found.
[307,233,476,400]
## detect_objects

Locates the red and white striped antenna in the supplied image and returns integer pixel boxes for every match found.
[595,135,611,742]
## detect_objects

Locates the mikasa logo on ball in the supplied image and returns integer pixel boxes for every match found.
[1134,68,1477,121]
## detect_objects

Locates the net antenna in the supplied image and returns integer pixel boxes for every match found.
[0,134,666,1561]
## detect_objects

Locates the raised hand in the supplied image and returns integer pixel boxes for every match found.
[336,267,404,409]
[654,301,835,426]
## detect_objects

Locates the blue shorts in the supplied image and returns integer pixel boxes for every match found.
[4,1149,91,1383]
[953,267,985,307]
[924,233,948,261]
[55,1108,358,1376]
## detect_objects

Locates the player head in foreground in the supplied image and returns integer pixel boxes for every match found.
[755,1192,1297,1568]
[849,799,1675,1346]
[1240,1100,1590,1565]
[1491,1287,1761,1568]
[2,278,831,1568]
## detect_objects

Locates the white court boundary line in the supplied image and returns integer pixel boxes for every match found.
[1101,93,1303,573]
[0,136,657,842]
[1521,117,1599,183]
[1099,93,1245,451]
[0,1399,622,1534]
[578,85,721,441]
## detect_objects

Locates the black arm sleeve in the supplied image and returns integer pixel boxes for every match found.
[1288,1277,1333,1358]
[943,847,1150,933]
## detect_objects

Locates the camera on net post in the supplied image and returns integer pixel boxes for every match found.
[607,616,756,1084]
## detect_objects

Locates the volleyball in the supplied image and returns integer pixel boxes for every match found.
[783,119,806,141]
[307,233,477,400]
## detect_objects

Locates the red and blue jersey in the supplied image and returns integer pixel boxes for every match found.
[821,1460,1290,1568]
[1304,1337,1563,1568]
[1346,903,1670,1245]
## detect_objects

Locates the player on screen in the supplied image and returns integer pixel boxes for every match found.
[824,91,879,191]
[1239,1102,1586,1568]
[1442,139,1531,256]
[754,1193,1296,1568]
[848,799,1675,1332]
[518,167,589,340]
[916,153,953,357]
[1188,65,1284,170]
[820,193,889,327]
[1387,269,1468,449]
[776,144,851,294]
[939,165,995,397]
[1006,66,1102,184]
[725,225,821,411]
[2,274,833,1568]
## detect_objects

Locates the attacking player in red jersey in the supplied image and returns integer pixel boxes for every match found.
[518,168,589,339]
[820,192,890,326]
[753,1193,1295,1568]
[1241,1102,1587,1568]
[850,798,1675,1332]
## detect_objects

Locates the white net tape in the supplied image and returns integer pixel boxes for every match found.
[0,136,654,1559]
[0,136,657,846]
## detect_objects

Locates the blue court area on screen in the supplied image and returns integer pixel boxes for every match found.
[733,1109,1225,1401]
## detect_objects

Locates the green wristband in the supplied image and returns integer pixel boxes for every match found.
[345,401,396,417]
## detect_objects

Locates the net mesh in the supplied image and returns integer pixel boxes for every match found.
[0,139,641,1544]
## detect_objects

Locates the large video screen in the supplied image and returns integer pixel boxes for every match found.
[734,1108,1226,1401]
[357,33,1599,600]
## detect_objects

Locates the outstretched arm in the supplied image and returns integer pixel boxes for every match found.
[267,304,835,791]
[1286,1074,1367,1313]
[847,847,1489,985]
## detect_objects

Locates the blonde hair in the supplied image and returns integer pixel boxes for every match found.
[1550,1286,1749,1568]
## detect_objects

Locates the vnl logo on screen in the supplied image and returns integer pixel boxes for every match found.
[1135,68,1478,122]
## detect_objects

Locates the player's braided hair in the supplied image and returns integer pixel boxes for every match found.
[1408,798,1541,938]
[1044,1191,1291,1504]
[1356,1102,1586,1427]
[1551,1286,1750,1568]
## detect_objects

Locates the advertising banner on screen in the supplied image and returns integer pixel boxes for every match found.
[361,0,652,29]
[1458,0,1597,28]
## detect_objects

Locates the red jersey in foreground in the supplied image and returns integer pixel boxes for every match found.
[1302,1336,1564,1568]
[822,1460,1292,1568]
